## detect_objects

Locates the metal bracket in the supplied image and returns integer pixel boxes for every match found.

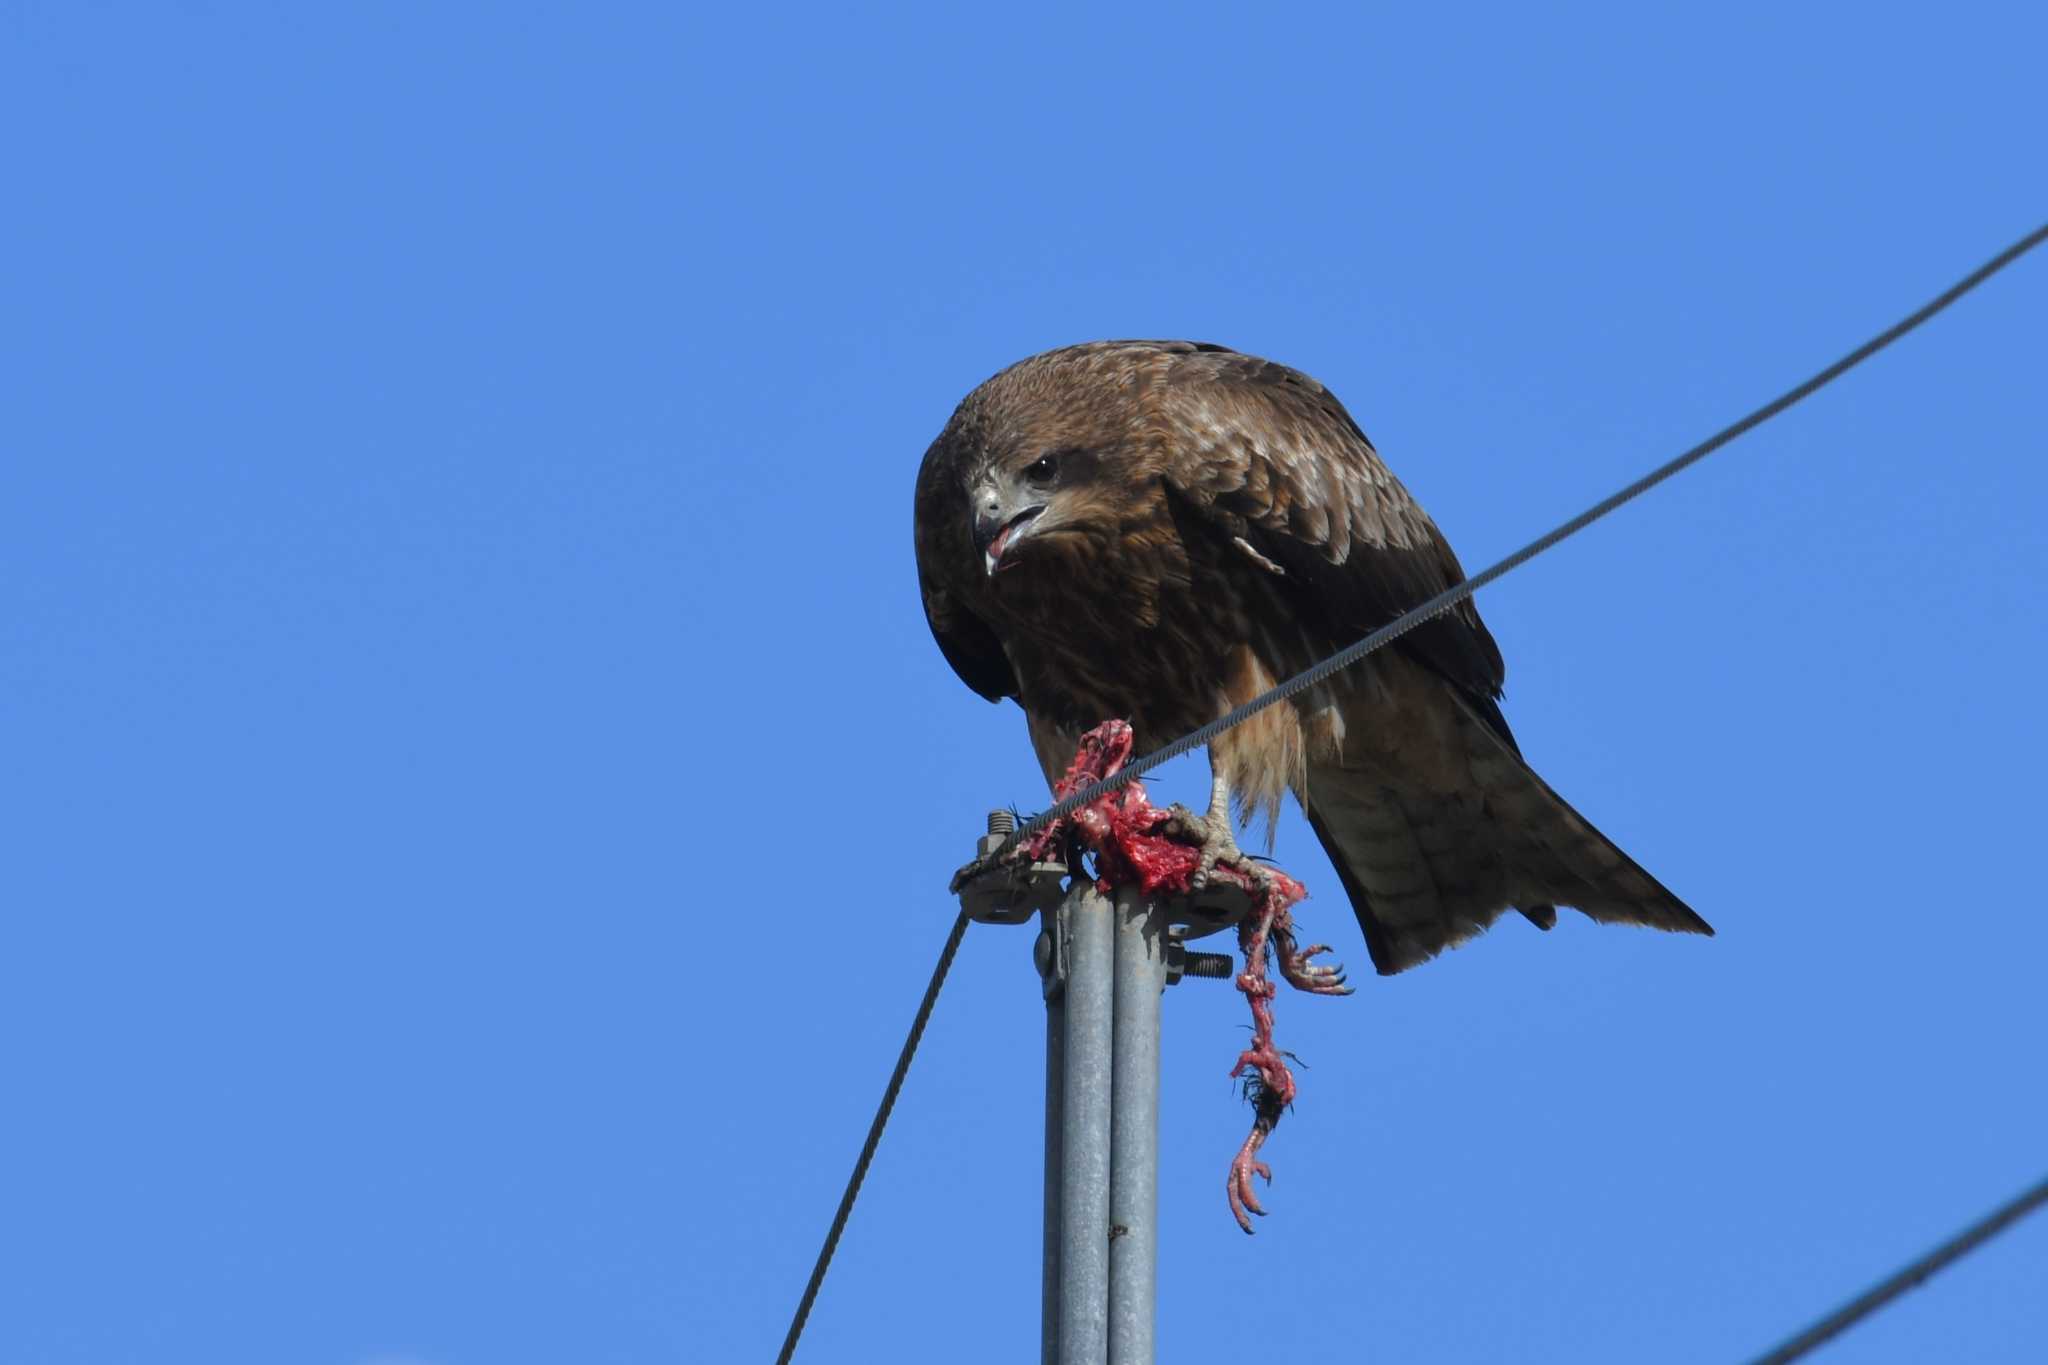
[957,811,1069,927]
[958,810,1246,994]
[1173,881,1259,943]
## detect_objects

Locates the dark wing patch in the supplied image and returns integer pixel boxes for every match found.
[914,422,1017,703]
[921,578,1014,702]
[1153,348,1516,746]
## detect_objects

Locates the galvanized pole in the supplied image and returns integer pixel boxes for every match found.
[1038,906,1064,1365]
[1057,882,1115,1363]
[960,813,1242,1365]
[1107,887,1164,1364]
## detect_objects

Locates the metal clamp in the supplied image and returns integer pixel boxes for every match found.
[1172,880,1259,943]
[957,810,1245,994]
[957,810,1069,927]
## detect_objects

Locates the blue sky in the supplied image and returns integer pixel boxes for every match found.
[4,4,2045,1363]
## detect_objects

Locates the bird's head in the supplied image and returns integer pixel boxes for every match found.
[940,349,1144,580]
[917,343,1183,595]
[966,443,1104,578]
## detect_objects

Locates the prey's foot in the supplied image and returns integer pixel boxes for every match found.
[1226,1122,1275,1234]
[1273,922,1352,996]
[1225,893,1300,1233]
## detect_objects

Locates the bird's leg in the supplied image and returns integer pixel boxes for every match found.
[1168,765,1349,996]
[1168,768,1249,891]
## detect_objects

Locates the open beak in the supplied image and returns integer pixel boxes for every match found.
[974,504,1045,577]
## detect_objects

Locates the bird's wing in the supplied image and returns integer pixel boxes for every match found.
[914,427,1016,703]
[1149,346,1707,973]
[1149,346,1512,737]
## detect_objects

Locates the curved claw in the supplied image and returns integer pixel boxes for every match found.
[1277,942,1355,996]
[1227,1155,1272,1234]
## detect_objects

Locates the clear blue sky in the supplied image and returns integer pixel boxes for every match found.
[4,5,2044,1363]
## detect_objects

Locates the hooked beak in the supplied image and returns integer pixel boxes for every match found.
[974,503,1045,577]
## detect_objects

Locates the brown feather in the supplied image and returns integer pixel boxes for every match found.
[913,340,1711,974]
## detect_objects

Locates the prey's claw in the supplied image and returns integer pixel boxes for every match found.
[1227,1144,1274,1234]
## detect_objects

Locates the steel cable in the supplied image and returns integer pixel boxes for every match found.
[1744,1173,2048,1365]
[1001,221,2048,848]
[775,221,2047,1361]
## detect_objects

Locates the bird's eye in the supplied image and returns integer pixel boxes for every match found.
[1025,454,1060,485]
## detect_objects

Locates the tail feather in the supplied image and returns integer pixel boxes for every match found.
[1304,695,1710,976]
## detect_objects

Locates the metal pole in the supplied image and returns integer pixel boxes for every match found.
[1038,907,1064,1365]
[1108,887,1163,1365]
[960,813,1242,1365]
[1058,882,1114,1364]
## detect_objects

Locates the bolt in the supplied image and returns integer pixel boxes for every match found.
[987,809,1017,835]
[1181,951,1235,979]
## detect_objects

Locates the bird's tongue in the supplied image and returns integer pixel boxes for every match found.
[984,523,1020,575]
[984,508,1041,574]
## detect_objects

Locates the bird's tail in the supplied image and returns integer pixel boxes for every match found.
[1304,696,1712,976]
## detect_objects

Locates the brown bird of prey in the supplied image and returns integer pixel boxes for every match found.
[914,340,1711,975]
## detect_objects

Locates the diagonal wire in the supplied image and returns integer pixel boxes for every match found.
[775,909,970,1365]
[776,220,2047,1361]
[1743,1172,2048,1365]
[997,219,2048,850]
